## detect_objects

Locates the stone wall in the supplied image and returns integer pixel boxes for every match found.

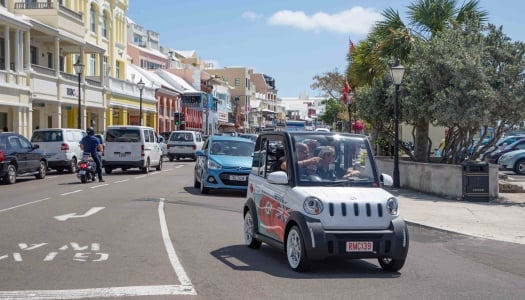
[375,157,499,199]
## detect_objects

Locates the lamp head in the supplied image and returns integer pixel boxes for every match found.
[73,58,84,75]
[390,60,405,85]
[137,78,145,91]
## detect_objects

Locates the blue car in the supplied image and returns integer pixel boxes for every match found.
[498,149,525,175]
[194,135,255,194]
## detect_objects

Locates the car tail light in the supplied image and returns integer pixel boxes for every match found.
[61,143,69,151]
[141,144,145,157]
[0,150,4,162]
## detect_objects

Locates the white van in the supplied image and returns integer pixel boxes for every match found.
[166,130,204,161]
[103,125,163,174]
[30,128,86,173]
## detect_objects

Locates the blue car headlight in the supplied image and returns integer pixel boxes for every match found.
[386,197,399,215]
[303,196,323,215]
[207,159,222,170]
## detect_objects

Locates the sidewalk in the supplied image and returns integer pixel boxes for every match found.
[387,187,525,245]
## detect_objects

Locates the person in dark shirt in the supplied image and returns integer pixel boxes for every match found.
[80,127,104,182]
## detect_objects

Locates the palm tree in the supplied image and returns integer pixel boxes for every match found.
[350,0,488,161]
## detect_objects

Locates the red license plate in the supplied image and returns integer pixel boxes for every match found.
[346,241,373,252]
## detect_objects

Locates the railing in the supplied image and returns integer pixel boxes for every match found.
[59,3,83,20]
[86,77,102,87]
[32,64,56,76]
[14,1,53,9]
[61,72,76,81]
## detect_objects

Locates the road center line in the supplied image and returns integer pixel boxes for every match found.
[158,198,196,292]
[90,184,109,189]
[60,190,83,196]
[135,175,147,179]
[114,179,129,183]
[0,198,51,213]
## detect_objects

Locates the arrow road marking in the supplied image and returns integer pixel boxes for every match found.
[54,207,105,221]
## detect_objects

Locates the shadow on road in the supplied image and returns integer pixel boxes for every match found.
[210,244,401,278]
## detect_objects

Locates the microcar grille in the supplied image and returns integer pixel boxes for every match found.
[328,202,384,218]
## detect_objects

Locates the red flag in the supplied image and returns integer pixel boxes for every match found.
[349,36,355,54]
[343,79,351,104]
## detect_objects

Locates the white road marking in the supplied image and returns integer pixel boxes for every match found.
[135,175,147,179]
[175,165,184,169]
[60,190,82,196]
[158,198,196,291]
[0,199,197,298]
[0,198,50,213]
[0,285,196,299]
[90,183,108,189]
[54,207,105,221]
[114,179,129,183]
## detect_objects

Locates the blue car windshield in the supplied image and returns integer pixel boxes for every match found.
[211,140,254,156]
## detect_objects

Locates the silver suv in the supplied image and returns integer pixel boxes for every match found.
[31,128,86,173]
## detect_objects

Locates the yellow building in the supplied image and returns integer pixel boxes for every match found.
[1,0,155,137]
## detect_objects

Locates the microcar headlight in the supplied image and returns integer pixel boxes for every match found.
[207,159,222,170]
[386,197,399,215]
[303,197,323,215]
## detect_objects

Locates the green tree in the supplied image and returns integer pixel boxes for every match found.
[349,0,488,162]
[405,21,525,163]
[310,68,348,130]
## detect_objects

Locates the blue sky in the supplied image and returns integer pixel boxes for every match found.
[127,0,525,97]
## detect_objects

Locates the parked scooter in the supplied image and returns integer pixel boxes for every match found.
[77,153,97,183]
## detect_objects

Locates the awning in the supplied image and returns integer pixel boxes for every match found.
[262,109,275,113]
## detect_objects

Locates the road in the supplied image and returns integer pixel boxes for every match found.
[0,160,524,299]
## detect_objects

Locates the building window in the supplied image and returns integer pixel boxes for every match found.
[234,78,240,87]
[102,13,108,38]
[133,34,143,47]
[90,5,96,33]
[115,61,120,79]
[47,52,53,69]
[103,56,109,75]
[30,46,37,65]
[89,53,96,76]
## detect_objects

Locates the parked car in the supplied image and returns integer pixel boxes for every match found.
[194,135,255,194]
[0,132,48,184]
[166,130,204,161]
[482,135,525,161]
[486,138,525,164]
[499,149,525,175]
[103,125,163,174]
[30,128,86,173]
[242,131,409,272]
[314,127,330,132]
[221,131,238,137]
[239,133,258,142]
[159,131,171,140]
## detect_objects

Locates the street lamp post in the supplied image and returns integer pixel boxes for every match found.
[137,78,145,126]
[73,58,84,129]
[390,61,406,188]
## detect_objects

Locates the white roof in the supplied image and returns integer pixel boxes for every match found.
[154,69,200,93]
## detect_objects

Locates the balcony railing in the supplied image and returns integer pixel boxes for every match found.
[15,1,53,9]
[32,64,56,76]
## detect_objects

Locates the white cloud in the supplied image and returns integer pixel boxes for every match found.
[242,11,262,21]
[267,6,382,34]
